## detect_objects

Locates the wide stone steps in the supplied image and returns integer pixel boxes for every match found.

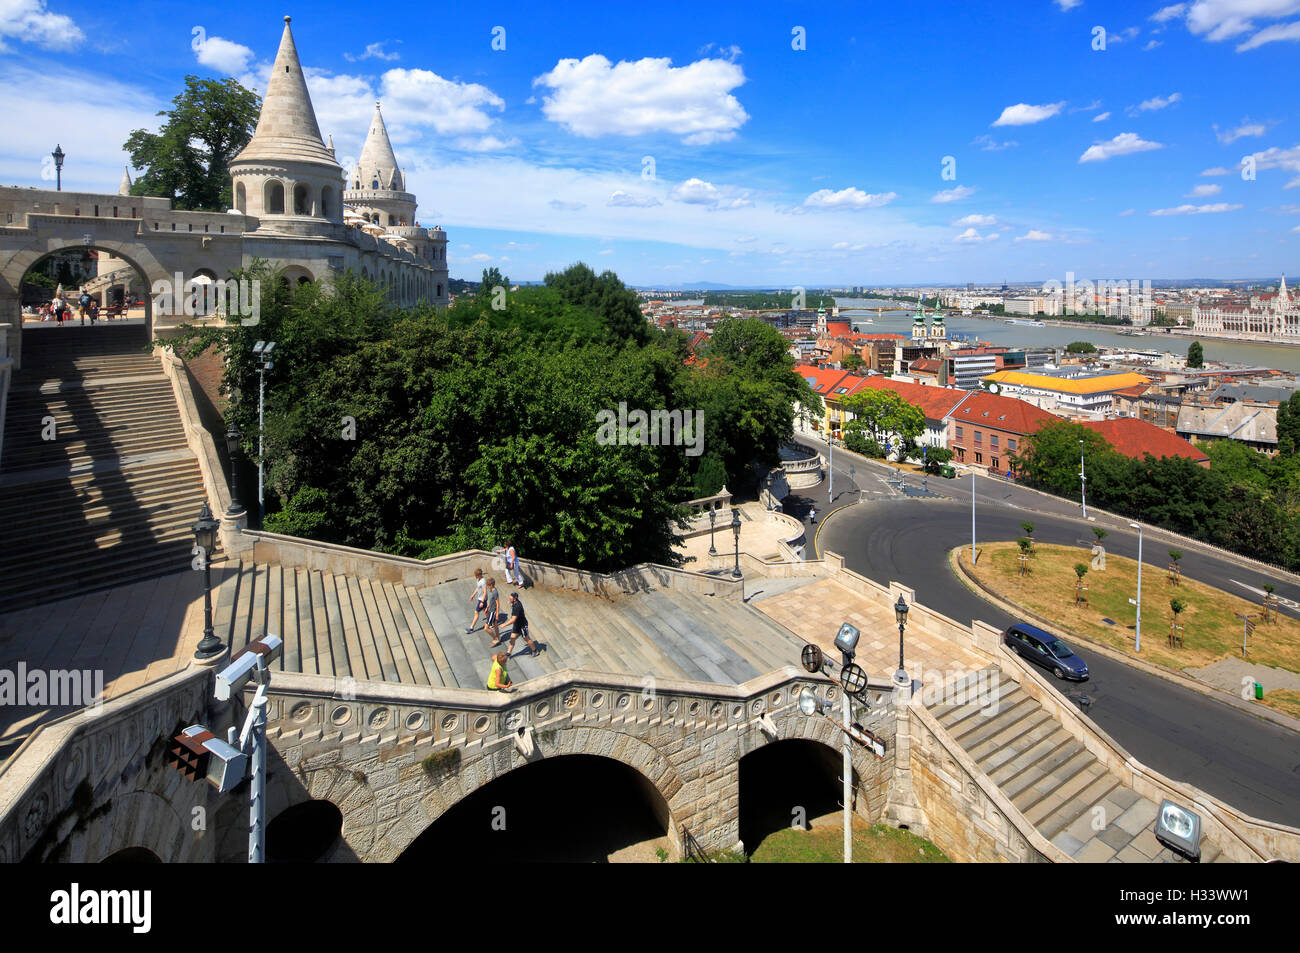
[0,325,209,611]
[928,667,1222,862]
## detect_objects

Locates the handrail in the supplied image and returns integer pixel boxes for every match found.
[681,826,713,863]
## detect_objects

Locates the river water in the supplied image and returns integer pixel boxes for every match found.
[834,299,1300,373]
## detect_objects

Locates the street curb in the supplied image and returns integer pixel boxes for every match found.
[947,547,1300,735]
[811,495,861,559]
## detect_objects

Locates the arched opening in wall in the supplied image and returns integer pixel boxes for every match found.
[265,180,285,214]
[17,245,153,339]
[371,213,379,224]
[189,268,219,316]
[293,183,310,215]
[266,800,343,862]
[388,214,396,226]
[738,739,856,857]
[436,283,442,298]
[235,182,247,213]
[100,846,162,863]
[320,186,333,218]
[397,754,671,863]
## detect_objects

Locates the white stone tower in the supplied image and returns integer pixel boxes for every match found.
[118,167,132,196]
[228,16,345,229]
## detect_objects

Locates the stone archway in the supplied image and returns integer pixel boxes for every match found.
[1,234,169,370]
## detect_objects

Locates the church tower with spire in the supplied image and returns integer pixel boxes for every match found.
[228,16,345,227]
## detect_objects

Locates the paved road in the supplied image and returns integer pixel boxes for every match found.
[816,495,1300,827]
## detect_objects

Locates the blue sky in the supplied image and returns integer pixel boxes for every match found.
[2,0,1298,285]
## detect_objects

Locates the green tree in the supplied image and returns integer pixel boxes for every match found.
[840,389,924,454]
[124,76,260,211]
[1013,420,1115,495]
[692,454,728,498]
[544,262,648,344]
[1065,341,1097,354]
[1277,392,1300,457]
[922,445,953,474]
[1187,340,1205,369]
[479,267,507,296]
[1092,526,1108,543]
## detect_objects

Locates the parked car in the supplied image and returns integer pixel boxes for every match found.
[1003,622,1089,681]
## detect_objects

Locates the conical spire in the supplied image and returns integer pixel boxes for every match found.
[232,16,339,168]
[118,166,132,195]
[357,102,402,191]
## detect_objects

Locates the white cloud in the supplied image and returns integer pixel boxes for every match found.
[1151,4,1187,23]
[992,101,1065,126]
[1093,111,1111,122]
[1055,0,1082,9]
[1149,202,1244,215]
[0,0,82,52]
[533,54,748,144]
[953,214,997,226]
[954,227,999,243]
[1144,39,1164,49]
[344,42,400,62]
[1014,229,1054,241]
[1131,92,1182,114]
[379,69,506,136]
[972,133,1017,150]
[801,187,897,210]
[1186,183,1223,196]
[930,185,976,203]
[194,36,254,76]
[1079,132,1164,162]
[667,177,752,209]
[549,200,585,211]
[450,135,519,152]
[1183,0,1300,43]
[1236,19,1300,49]
[1119,208,1136,216]
[1215,120,1267,143]
[607,190,662,207]
[1108,26,1143,43]
[1200,165,1235,175]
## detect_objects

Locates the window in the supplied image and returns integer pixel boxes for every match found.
[1008,439,1017,451]
[955,426,963,439]
[974,431,982,445]
[992,457,999,470]
[976,452,983,464]
[991,434,999,448]
[957,448,965,460]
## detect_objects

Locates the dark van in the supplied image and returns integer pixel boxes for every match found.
[1003,622,1089,681]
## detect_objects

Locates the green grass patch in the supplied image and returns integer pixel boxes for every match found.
[1261,689,1300,720]
[750,818,949,863]
[421,747,461,779]
[963,542,1300,675]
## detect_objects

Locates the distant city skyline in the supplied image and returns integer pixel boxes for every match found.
[1,0,1297,284]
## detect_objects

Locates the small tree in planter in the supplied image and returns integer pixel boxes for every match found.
[1073,563,1089,606]
[1017,537,1032,575]
[1020,522,1035,556]
[1169,598,1186,647]
[1168,549,1183,586]
[1263,583,1277,623]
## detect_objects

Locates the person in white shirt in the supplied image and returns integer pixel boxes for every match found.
[466,568,487,633]
[504,541,523,587]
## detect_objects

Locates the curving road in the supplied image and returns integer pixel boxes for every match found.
[801,455,1300,828]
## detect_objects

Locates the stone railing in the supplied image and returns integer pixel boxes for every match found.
[782,451,825,489]
[0,666,213,863]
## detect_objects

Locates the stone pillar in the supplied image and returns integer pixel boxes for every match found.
[884,677,927,835]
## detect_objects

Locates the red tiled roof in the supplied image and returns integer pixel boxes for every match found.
[952,391,1059,435]
[824,321,854,338]
[842,376,972,422]
[909,358,942,373]
[1079,417,1209,464]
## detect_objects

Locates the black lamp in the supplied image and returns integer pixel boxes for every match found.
[52,144,64,191]
[730,507,742,578]
[708,505,716,555]
[192,503,225,660]
[894,594,910,684]
[224,426,245,517]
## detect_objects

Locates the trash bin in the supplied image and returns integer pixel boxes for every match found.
[1254,682,1264,700]
[940,465,956,479]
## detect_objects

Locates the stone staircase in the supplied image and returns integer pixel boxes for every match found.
[0,325,209,611]
[928,668,1223,863]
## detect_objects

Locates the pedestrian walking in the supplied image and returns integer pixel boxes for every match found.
[87,299,99,325]
[486,652,512,692]
[78,290,91,325]
[483,577,502,644]
[502,592,541,657]
[504,540,523,587]
[809,506,817,524]
[51,295,65,326]
[465,568,487,633]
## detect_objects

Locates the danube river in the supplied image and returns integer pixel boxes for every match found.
[834,299,1300,373]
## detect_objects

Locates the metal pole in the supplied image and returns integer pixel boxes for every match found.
[1135,526,1143,653]
[970,469,977,566]
[249,687,268,863]
[1080,440,1087,519]
[828,426,834,503]
[258,366,265,524]
[842,687,852,864]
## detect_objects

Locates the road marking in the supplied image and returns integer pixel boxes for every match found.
[1231,580,1300,611]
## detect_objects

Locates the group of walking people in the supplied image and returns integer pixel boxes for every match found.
[36,291,102,325]
[466,542,542,693]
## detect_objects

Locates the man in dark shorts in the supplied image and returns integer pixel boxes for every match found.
[502,592,541,657]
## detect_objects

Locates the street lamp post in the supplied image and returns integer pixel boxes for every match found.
[730,507,742,578]
[922,444,928,494]
[191,503,225,660]
[1079,439,1087,519]
[252,342,276,525]
[224,426,246,518]
[832,622,861,865]
[51,144,64,191]
[1130,521,1143,653]
[708,505,716,555]
[828,421,834,503]
[894,594,910,686]
[970,468,977,566]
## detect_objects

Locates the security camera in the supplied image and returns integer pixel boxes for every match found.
[167,725,248,793]
[215,633,283,700]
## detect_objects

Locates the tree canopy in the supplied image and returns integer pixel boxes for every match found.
[124,76,260,212]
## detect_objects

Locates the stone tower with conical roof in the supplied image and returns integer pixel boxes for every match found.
[118,167,132,196]
[228,16,345,226]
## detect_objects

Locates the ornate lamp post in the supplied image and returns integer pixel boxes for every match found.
[730,507,742,578]
[708,505,717,555]
[893,594,910,686]
[1079,438,1088,519]
[1129,522,1143,653]
[192,503,225,660]
[225,426,246,517]
[253,342,277,524]
[51,144,65,191]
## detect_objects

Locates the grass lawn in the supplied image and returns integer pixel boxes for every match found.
[749,816,949,863]
[959,542,1300,716]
